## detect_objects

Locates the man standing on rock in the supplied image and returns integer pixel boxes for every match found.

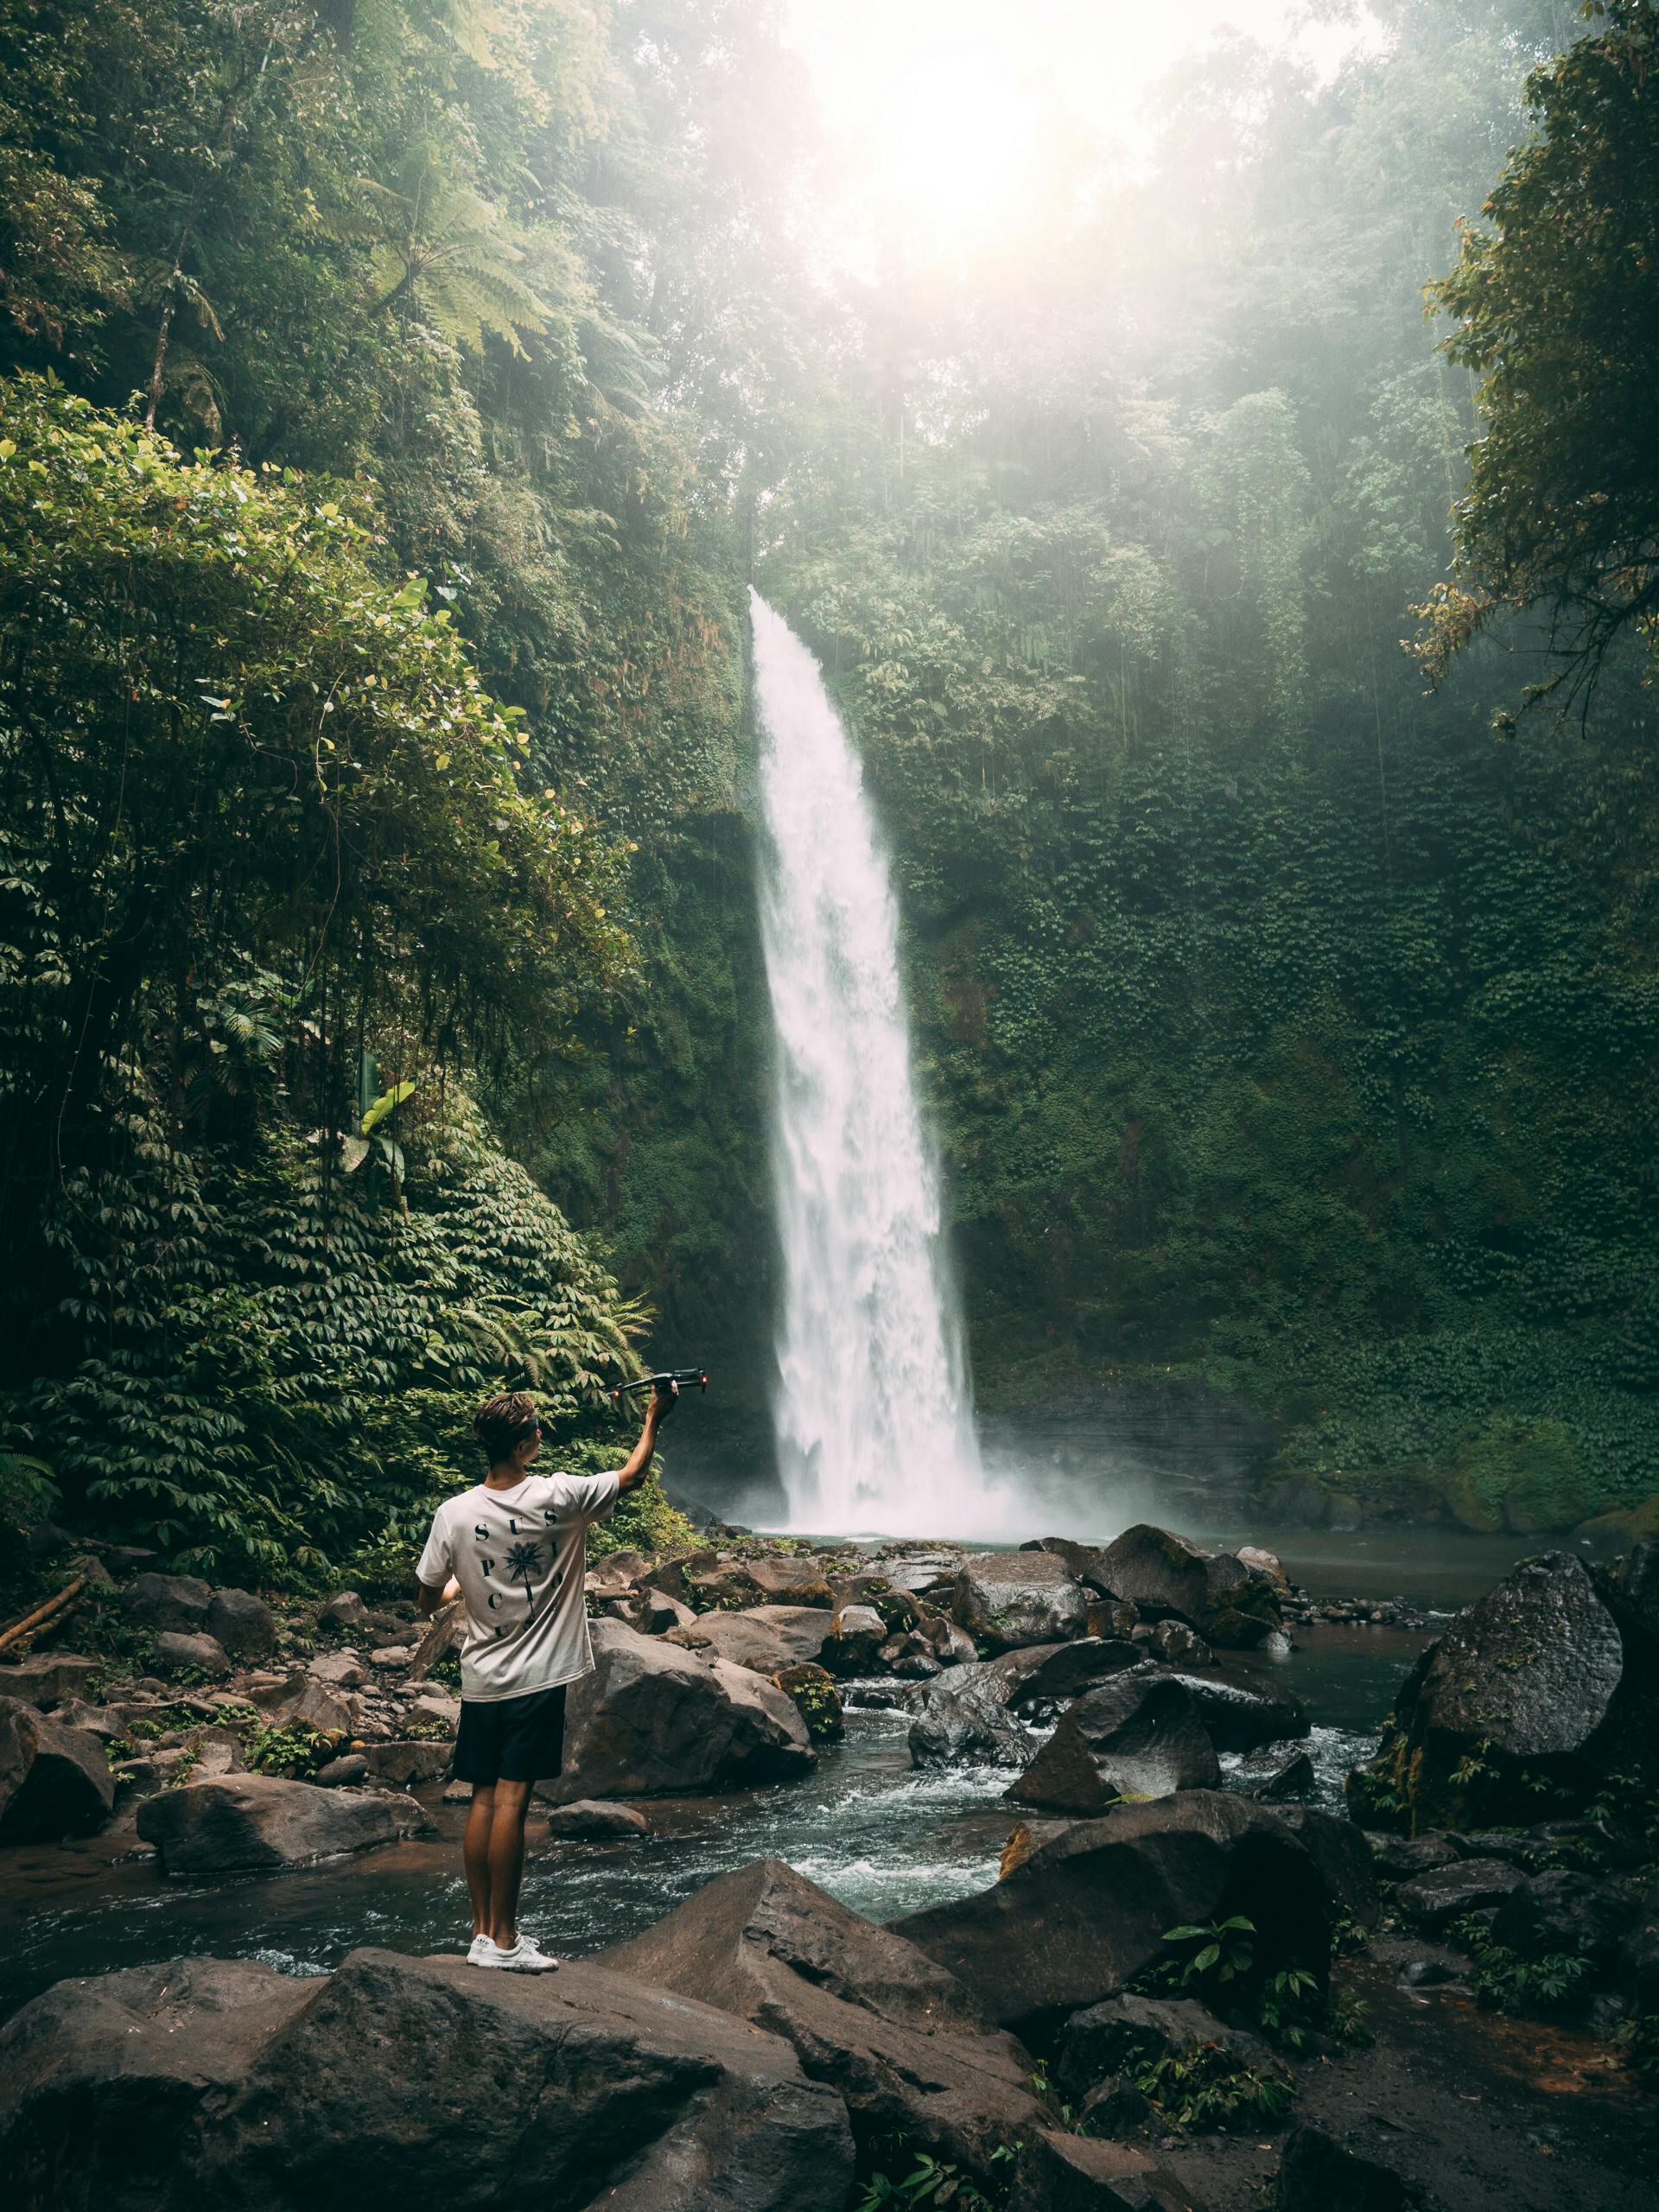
[416,1382,675,1971]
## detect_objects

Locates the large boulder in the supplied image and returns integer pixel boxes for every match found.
[0,1696,116,1842]
[1348,1550,1653,1830]
[135,1773,430,1874]
[1091,1526,1281,1648]
[1006,1670,1220,1815]
[0,1957,318,2212]
[1163,1673,1309,1752]
[1490,1869,1641,1974]
[908,1664,1040,1769]
[664,1605,836,1674]
[0,1948,855,2212]
[1001,1638,1146,1716]
[117,1571,212,1633]
[1394,1857,1523,1933]
[893,1791,1332,2037]
[207,1587,276,1662]
[604,1858,1046,2182]
[1271,1807,1381,1929]
[950,1552,1091,1651]
[0,1653,102,1709]
[550,1620,814,1802]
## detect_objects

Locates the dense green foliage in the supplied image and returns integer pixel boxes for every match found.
[2,0,1656,1557]
[1417,0,1659,709]
[753,0,1659,1524]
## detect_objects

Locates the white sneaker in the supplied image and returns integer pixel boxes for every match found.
[466,1934,491,1963]
[477,1934,560,1973]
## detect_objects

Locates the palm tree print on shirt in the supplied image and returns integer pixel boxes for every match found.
[504,1538,545,1620]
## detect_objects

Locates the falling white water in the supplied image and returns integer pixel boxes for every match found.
[751,588,997,1536]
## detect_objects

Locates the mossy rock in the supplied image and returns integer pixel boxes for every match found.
[1440,1415,1603,1535]
[1572,1494,1659,1559]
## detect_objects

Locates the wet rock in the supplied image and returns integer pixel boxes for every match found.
[908,1665,1040,1768]
[550,1620,814,1801]
[1237,1546,1287,1583]
[254,1675,353,1737]
[154,1630,232,1678]
[1007,2129,1200,2212]
[1000,1819,1074,1878]
[53,1696,124,1742]
[1092,1525,1282,1648]
[1491,1869,1641,1974]
[1398,1954,1465,1988]
[0,1695,117,1841]
[951,1552,1091,1651]
[1077,2073,1154,2133]
[665,1604,835,1674]
[744,1556,837,1605]
[1366,1832,1460,1881]
[1272,1807,1381,1928]
[0,1956,318,2211]
[3,1948,854,2212]
[636,1586,698,1634]
[207,1587,276,1662]
[1054,1993,1286,2100]
[319,1591,366,1630]
[877,1630,942,1678]
[1028,1536,1112,1586]
[819,1604,891,1674]
[1395,1856,1524,1933]
[118,1570,213,1632]
[1160,1673,1309,1753]
[0,1652,103,1709]
[880,1549,966,1598]
[1147,1619,1211,1666]
[1007,1670,1220,1815]
[1616,1535,1659,1638]
[544,1798,648,1838]
[362,1741,449,1786]
[314,1754,370,1788]
[441,1777,472,1804]
[1001,1637,1145,1715]
[605,1857,1046,2182]
[895,1790,1331,2037]
[1350,1550,1645,1829]
[137,1772,430,1872]
[1275,2121,1435,2211]
[1230,1741,1315,1801]
[404,1692,459,1736]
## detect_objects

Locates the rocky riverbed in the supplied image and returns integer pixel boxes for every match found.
[1,1523,1655,2210]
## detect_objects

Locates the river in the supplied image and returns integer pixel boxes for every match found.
[0,1529,1539,2022]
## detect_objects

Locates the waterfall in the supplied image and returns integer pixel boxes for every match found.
[751,588,995,1535]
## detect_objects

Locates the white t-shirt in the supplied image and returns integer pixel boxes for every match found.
[416,1469,620,1702]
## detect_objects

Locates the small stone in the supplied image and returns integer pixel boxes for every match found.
[442,1778,473,1804]
[361,1740,449,1786]
[308,1649,368,1690]
[544,1798,649,1839]
[369,1646,411,1669]
[314,1754,370,1788]
[319,1592,367,1630]
[153,1631,232,1680]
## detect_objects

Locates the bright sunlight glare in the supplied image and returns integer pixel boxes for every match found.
[782,0,1377,268]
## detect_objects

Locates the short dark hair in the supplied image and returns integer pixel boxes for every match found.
[474,1391,538,1466]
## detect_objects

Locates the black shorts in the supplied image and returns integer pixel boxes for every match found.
[452,1684,568,1786]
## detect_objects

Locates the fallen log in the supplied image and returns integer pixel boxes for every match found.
[0,1573,87,1656]
[404,1596,465,1682]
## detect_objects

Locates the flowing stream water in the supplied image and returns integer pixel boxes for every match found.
[751,591,997,1535]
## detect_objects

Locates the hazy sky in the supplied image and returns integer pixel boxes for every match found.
[780,0,1376,262]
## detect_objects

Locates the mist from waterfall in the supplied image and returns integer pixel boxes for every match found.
[751,589,1001,1536]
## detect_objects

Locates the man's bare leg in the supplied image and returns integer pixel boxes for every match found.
[485,1778,533,1948]
[463,1783,496,1937]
